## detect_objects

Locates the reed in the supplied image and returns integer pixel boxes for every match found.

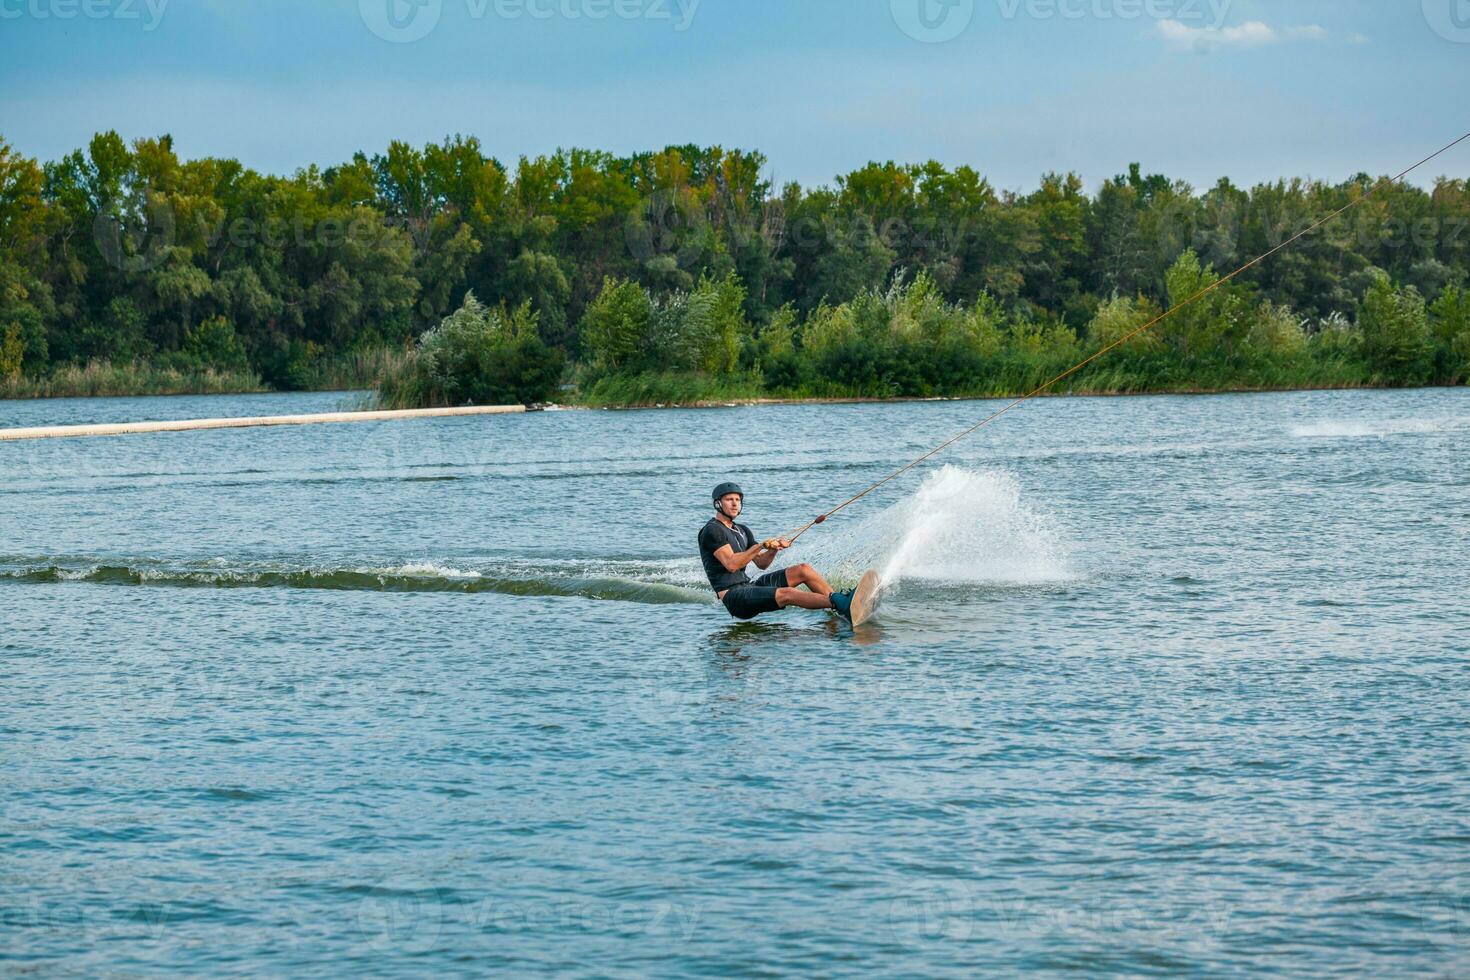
[577,371,767,408]
[0,360,265,400]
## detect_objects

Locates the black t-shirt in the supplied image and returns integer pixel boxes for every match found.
[698,517,757,592]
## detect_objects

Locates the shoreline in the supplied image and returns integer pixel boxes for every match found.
[572,380,1454,411]
[5,380,1465,416]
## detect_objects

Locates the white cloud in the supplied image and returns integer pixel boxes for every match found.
[1157,19,1332,52]
[1284,25,1328,41]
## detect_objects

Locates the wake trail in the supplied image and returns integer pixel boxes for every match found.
[1,468,1076,609]
[0,555,713,606]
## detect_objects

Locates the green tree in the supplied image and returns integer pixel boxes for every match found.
[80,297,152,362]
[0,259,53,373]
[183,315,249,372]
[3,129,1468,401]
[1246,302,1308,359]
[1088,293,1164,353]
[378,292,562,407]
[1357,274,1433,385]
[1161,249,1246,358]
[504,249,571,348]
[580,277,652,371]
[0,323,22,378]
[0,140,47,257]
[1022,172,1090,316]
[1429,285,1470,384]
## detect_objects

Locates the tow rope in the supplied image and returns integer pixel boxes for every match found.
[782,129,1470,544]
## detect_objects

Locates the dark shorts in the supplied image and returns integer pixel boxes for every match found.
[719,568,792,620]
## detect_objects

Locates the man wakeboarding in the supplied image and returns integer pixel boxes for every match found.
[699,482,856,621]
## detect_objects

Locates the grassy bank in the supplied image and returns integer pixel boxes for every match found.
[0,362,1441,408]
[576,371,768,408]
[532,262,1465,409]
[0,361,267,400]
[565,364,1381,409]
[0,348,413,402]
[297,347,414,394]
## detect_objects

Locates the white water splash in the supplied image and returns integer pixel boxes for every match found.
[803,465,1074,590]
[373,562,481,579]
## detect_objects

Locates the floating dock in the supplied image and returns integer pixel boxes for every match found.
[0,404,526,441]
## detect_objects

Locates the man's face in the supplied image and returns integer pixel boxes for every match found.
[718,493,742,518]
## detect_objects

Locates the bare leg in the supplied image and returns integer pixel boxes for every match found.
[783,563,834,597]
[776,586,834,610]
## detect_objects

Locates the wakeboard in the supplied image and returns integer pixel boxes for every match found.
[849,569,882,626]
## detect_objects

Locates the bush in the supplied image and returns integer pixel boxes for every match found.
[79,297,153,363]
[0,323,22,379]
[1161,250,1247,358]
[1088,293,1163,353]
[586,272,751,376]
[0,261,51,375]
[1357,274,1433,386]
[1430,285,1470,385]
[182,315,250,373]
[580,277,652,373]
[1247,302,1309,359]
[376,293,564,407]
[570,268,1458,405]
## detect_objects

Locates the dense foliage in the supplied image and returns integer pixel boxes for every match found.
[375,294,562,408]
[1,131,1467,404]
[571,265,1469,405]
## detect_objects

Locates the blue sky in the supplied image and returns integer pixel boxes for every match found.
[2,0,1466,191]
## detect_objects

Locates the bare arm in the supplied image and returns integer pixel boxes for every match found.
[714,542,767,574]
[752,538,792,570]
[715,538,790,573]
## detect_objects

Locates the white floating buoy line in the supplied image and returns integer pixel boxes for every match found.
[0,404,527,442]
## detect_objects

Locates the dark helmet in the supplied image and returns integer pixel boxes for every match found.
[712,482,743,508]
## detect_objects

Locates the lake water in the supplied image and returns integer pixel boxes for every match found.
[3,387,1469,976]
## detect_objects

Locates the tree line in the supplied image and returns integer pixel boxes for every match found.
[1,130,1467,402]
